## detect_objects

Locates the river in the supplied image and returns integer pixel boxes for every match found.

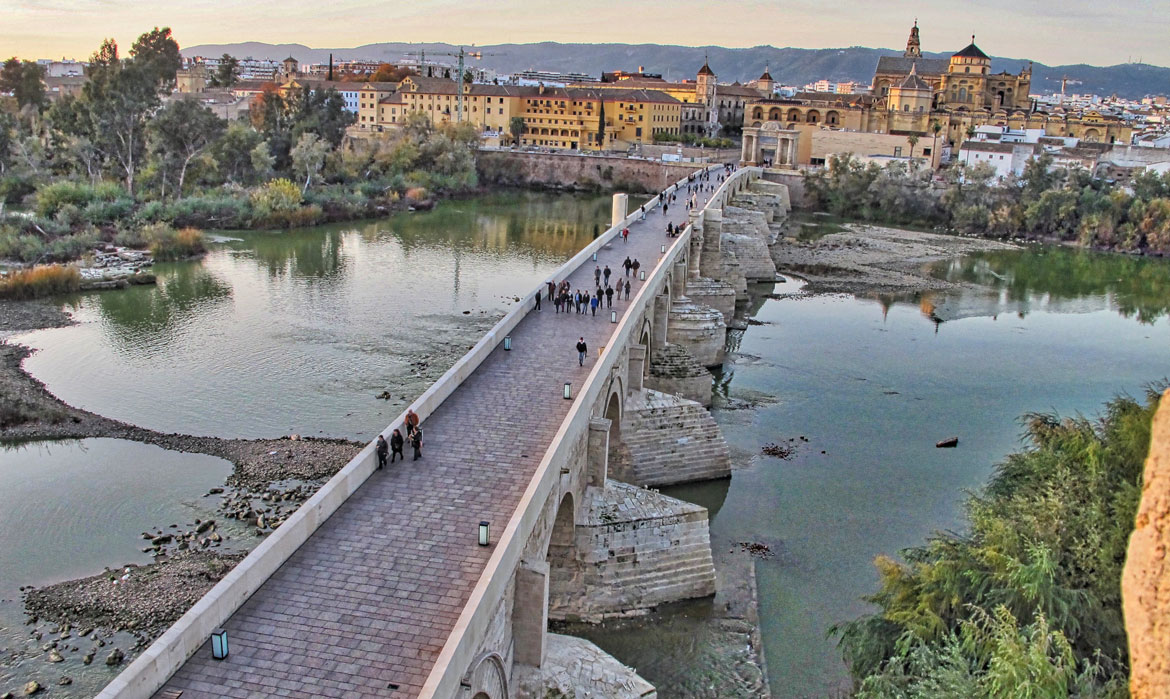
[6,192,1170,697]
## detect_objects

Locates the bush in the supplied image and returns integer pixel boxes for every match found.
[0,264,81,299]
[0,175,36,206]
[257,204,324,229]
[141,224,207,261]
[163,194,252,229]
[35,181,125,219]
[250,178,301,216]
[81,197,135,225]
[404,186,428,201]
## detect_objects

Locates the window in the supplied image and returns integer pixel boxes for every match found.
[894,146,903,157]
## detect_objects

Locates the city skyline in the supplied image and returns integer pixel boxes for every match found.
[5,0,1170,68]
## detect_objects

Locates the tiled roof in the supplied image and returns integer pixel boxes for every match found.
[953,43,990,60]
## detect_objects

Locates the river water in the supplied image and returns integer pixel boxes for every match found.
[7,193,1170,697]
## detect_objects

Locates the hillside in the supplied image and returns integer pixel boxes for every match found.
[181,41,1170,99]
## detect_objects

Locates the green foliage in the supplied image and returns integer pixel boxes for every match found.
[251,178,301,215]
[209,54,240,88]
[0,174,35,205]
[808,152,1170,255]
[141,223,205,260]
[0,58,46,111]
[833,389,1163,696]
[35,180,127,218]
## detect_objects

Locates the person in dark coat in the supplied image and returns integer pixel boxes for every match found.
[576,337,587,366]
[410,427,423,460]
[632,259,641,276]
[376,435,388,470]
[624,279,631,300]
[605,285,614,308]
[389,429,405,463]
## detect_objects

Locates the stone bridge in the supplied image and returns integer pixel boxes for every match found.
[99,163,791,699]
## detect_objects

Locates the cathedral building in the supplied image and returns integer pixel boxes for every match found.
[741,21,1131,168]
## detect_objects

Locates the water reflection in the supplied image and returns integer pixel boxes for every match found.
[92,264,232,355]
[913,247,1170,324]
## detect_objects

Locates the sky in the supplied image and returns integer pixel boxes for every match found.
[4,0,1170,67]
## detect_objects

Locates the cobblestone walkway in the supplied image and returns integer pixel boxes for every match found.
[159,172,719,699]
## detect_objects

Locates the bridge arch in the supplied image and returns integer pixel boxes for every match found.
[460,650,508,698]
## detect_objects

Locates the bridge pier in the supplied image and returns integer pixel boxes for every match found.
[513,562,549,668]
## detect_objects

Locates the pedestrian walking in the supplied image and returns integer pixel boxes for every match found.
[605,285,613,308]
[622,228,629,243]
[547,280,555,301]
[590,294,598,316]
[554,292,562,313]
[624,279,631,300]
[376,435,388,470]
[410,427,423,461]
[623,256,632,276]
[576,337,587,366]
[534,291,541,311]
[405,409,419,439]
[632,258,641,277]
[603,265,611,285]
[667,221,673,236]
[390,429,405,463]
[663,202,669,216]
[594,265,601,286]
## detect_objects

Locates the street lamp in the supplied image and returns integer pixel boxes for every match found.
[211,629,228,660]
[661,244,666,253]
[592,252,598,261]
[610,310,617,323]
[563,382,572,400]
[639,270,647,280]
[503,336,511,351]
[478,521,490,546]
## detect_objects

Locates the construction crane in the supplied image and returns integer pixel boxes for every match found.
[416,47,500,124]
[1059,75,1082,104]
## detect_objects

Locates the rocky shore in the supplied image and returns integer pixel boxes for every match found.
[770,221,1016,295]
[0,299,363,696]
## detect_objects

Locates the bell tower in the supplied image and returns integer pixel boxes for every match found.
[904,19,922,58]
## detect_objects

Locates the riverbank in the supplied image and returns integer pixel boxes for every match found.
[770,220,1018,295]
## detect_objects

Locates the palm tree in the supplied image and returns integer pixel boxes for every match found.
[964,125,976,166]
[907,134,920,165]
[931,120,943,168]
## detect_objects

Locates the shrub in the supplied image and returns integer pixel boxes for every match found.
[81,197,135,225]
[257,204,324,229]
[404,186,428,201]
[141,224,207,260]
[251,179,301,216]
[0,264,81,299]
[35,181,125,218]
[0,175,36,206]
[164,194,252,229]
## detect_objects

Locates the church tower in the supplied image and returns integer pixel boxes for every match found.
[904,20,922,58]
[696,59,717,105]
[757,66,775,94]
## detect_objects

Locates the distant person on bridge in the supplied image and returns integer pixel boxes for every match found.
[624,279,631,300]
[405,409,419,440]
[590,294,598,316]
[622,228,629,243]
[410,427,423,461]
[623,257,632,277]
[632,259,641,276]
[594,266,602,286]
[376,435,389,470]
[603,265,611,285]
[547,280,555,301]
[605,285,614,309]
[390,429,405,463]
[576,337,588,366]
[534,291,541,312]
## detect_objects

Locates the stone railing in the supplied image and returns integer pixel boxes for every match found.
[418,165,759,698]
[97,163,723,699]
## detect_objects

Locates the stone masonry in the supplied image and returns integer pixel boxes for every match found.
[549,480,717,622]
[646,342,712,407]
[618,389,731,487]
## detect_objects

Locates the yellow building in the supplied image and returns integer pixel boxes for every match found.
[353,77,681,151]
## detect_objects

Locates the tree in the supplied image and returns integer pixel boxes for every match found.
[1,59,46,111]
[212,122,263,184]
[596,98,606,151]
[290,131,328,194]
[250,141,275,180]
[129,27,182,91]
[907,134,919,164]
[210,54,240,88]
[509,116,524,148]
[370,64,413,83]
[83,59,161,194]
[0,111,13,175]
[930,120,943,167]
[964,124,977,165]
[87,39,119,72]
[148,98,225,196]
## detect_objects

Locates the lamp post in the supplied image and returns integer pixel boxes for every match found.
[661,244,666,253]
[503,336,511,351]
[478,521,490,546]
[610,310,617,323]
[211,629,229,660]
[639,270,646,280]
[563,383,572,400]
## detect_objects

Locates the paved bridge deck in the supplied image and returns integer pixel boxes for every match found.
[159,177,718,698]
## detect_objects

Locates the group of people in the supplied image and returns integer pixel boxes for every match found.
[375,408,423,470]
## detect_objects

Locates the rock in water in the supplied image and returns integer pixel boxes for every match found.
[936,437,959,448]
[105,647,124,666]
[57,677,72,686]
[22,681,42,695]
[47,649,63,662]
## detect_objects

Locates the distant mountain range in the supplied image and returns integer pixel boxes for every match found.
[181,41,1170,99]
